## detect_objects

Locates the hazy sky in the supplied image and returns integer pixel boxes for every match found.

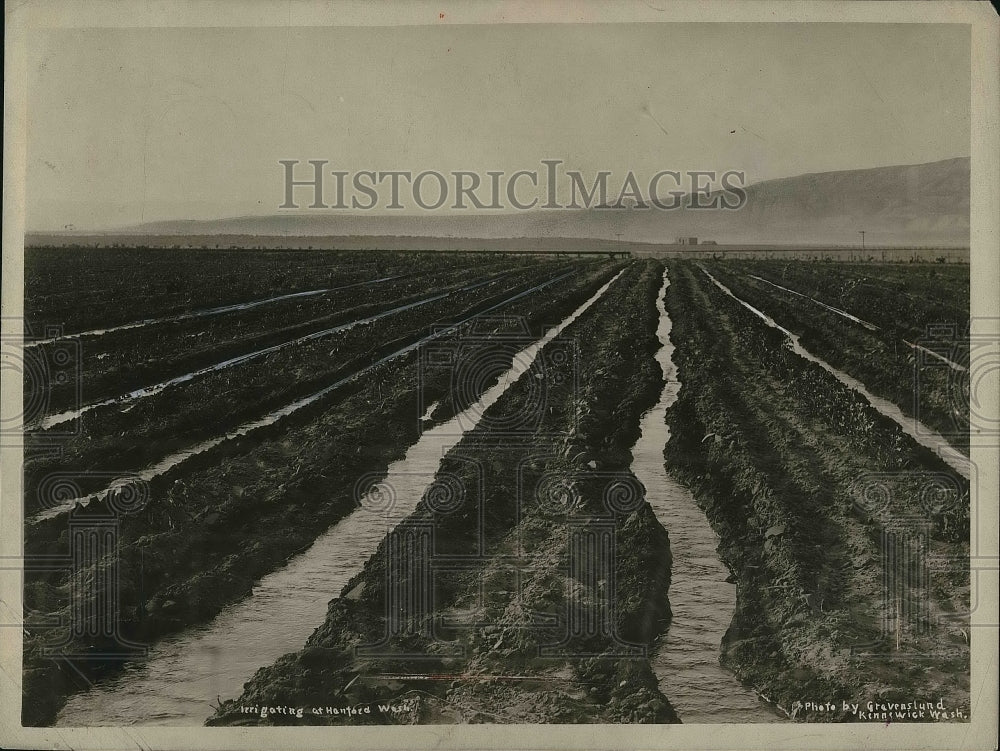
[27,23,970,231]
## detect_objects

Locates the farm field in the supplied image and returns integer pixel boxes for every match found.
[662,262,969,719]
[19,249,971,726]
[700,260,971,457]
[24,258,589,509]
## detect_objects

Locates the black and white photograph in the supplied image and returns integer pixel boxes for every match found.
[1,2,997,749]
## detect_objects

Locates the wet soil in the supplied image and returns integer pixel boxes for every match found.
[208,260,681,726]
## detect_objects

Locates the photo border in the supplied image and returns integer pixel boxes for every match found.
[2,2,997,749]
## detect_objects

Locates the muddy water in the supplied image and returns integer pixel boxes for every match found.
[34,271,577,523]
[40,272,515,430]
[634,270,779,723]
[25,275,407,348]
[41,290,452,430]
[55,269,625,726]
[701,267,970,480]
[748,274,878,330]
[748,274,967,373]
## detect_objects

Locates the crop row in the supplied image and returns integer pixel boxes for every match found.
[24,248,536,335]
[208,259,679,726]
[23,263,587,507]
[721,259,970,346]
[33,259,536,415]
[662,261,969,720]
[25,248,384,333]
[703,263,968,456]
[21,259,626,726]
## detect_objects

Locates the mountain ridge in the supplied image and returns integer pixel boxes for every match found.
[30,157,970,247]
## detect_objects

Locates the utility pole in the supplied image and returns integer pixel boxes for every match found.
[859,230,866,252]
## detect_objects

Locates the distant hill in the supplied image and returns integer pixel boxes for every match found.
[28,157,969,248]
[718,156,970,244]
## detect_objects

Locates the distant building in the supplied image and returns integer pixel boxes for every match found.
[676,236,698,245]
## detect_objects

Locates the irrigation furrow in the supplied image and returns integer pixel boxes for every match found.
[634,269,778,723]
[700,266,970,480]
[902,338,969,373]
[35,269,525,430]
[748,273,967,373]
[31,269,580,523]
[24,275,407,347]
[38,288,453,430]
[53,269,627,726]
[748,274,878,330]
[195,260,677,726]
